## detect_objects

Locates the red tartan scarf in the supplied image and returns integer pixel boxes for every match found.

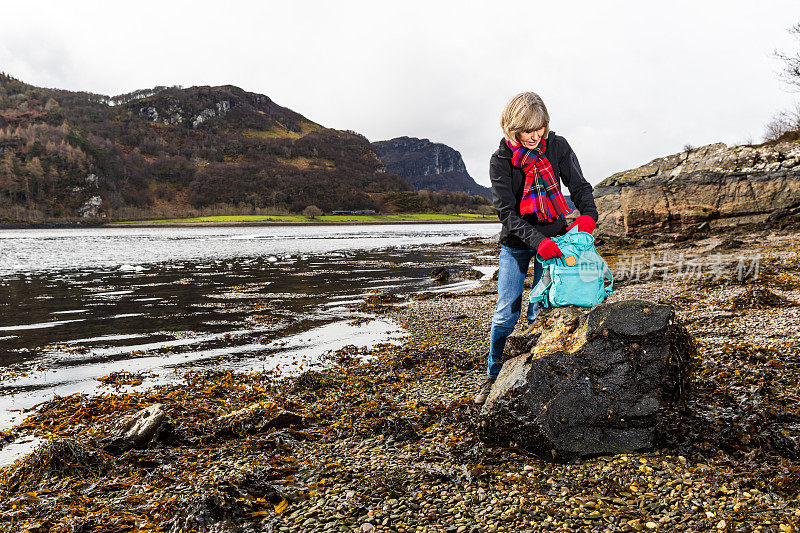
[506,137,570,222]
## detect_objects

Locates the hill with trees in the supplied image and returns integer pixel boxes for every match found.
[0,74,490,222]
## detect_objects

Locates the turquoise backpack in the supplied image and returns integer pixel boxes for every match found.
[529,226,614,308]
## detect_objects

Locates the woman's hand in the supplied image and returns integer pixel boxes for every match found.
[566,215,597,234]
[537,238,563,260]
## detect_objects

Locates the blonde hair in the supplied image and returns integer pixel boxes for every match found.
[500,92,550,143]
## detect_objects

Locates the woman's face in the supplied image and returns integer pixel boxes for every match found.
[516,127,546,149]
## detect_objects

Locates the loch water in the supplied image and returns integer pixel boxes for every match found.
[0,223,501,440]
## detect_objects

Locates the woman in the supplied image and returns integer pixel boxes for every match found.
[474,92,599,405]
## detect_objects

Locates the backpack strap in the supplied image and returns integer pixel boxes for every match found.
[602,261,614,297]
[529,264,554,308]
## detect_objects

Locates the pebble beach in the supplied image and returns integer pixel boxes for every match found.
[1,228,799,532]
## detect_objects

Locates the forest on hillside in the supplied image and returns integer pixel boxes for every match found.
[0,74,491,222]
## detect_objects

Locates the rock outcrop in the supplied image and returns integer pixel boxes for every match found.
[594,141,800,235]
[372,137,492,199]
[478,300,695,460]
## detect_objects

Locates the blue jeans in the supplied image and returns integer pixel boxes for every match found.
[487,244,543,379]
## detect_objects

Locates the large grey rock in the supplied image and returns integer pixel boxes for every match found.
[594,141,800,236]
[479,300,694,460]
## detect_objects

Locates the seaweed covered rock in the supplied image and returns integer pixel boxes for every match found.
[457,267,484,280]
[730,286,798,309]
[479,300,695,460]
[215,403,305,437]
[5,439,111,493]
[430,267,449,282]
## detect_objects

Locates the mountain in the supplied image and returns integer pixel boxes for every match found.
[593,140,800,235]
[0,74,489,222]
[371,137,492,199]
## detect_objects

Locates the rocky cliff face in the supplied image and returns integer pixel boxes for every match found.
[126,85,311,135]
[594,140,800,235]
[372,137,492,199]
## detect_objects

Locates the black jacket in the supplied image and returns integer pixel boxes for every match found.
[489,132,598,251]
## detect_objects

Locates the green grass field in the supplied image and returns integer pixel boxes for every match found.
[113,213,492,224]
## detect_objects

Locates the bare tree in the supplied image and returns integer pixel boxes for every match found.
[764,23,800,141]
[776,23,800,90]
[302,205,323,219]
[764,104,800,142]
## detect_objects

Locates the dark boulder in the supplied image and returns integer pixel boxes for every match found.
[457,268,484,280]
[767,208,791,224]
[478,300,695,460]
[430,267,449,282]
[767,205,800,229]
[716,237,744,250]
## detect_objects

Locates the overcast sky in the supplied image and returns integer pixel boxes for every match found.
[2,1,799,187]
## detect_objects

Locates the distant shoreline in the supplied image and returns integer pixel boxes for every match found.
[1,216,500,230]
[107,219,499,228]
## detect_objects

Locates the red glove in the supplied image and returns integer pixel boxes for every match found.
[567,215,597,234]
[537,238,563,260]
